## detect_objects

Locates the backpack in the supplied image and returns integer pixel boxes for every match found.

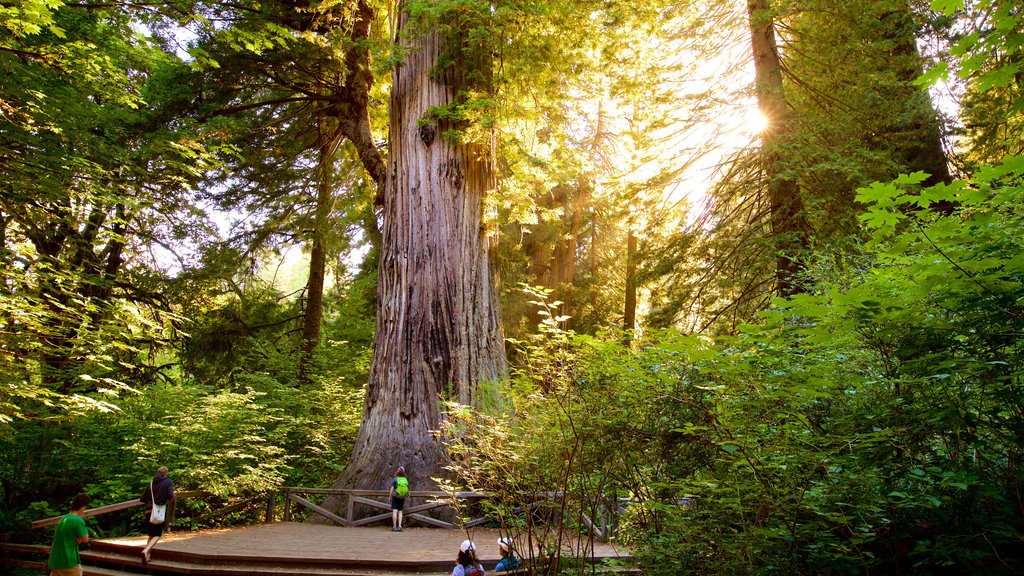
[395,476,409,497]
[463,564,482,576]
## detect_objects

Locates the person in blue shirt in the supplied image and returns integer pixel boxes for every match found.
[139,465,174,564]
[494,537,522,572]
[453,539,485,576]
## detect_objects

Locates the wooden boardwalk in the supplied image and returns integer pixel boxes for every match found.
[79,522,633,575]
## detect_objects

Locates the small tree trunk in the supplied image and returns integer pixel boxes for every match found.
[298,126,341,386]
[624,227,637,332]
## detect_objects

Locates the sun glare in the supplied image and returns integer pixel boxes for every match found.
[747,108,770,134]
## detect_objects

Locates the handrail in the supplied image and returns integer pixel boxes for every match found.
[276,488,490,529]
[281,488,487,497]
[275,487,622,541]
[30,490,210,530]
[29,487,622,542]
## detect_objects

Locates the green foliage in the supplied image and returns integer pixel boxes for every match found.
[1,0,222,421]
[444,160,1024,574]
[4,3,1024,575]
[647,0,953,331]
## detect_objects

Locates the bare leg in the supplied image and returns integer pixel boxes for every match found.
[392,509,398,530]
[141,535,161,562]
[397,509,403,529]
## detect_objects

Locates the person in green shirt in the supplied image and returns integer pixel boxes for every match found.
[47,493,91,576]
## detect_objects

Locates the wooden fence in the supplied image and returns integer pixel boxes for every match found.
[29,490,210,531]
[274,488,623,542]
[28,488,625,542]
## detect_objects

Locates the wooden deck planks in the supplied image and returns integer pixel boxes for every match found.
[94,522,631,570]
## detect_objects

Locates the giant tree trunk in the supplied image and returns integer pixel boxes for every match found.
[319,3,506,515]
[747,0,810,297]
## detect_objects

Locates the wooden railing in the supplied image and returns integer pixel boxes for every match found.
[276,488,488,529]
[26,488,625,541]
[31,490,220,531]
[274,488,623,541]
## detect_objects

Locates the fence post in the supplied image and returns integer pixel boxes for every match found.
[283,489,292,522]
[166,495,177,533]
[265,492,276,523]
[346,492,354,525]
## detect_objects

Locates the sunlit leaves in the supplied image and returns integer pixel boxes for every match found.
[0,0,66,39]
[925,0,1024,107]
[929,0,963,16]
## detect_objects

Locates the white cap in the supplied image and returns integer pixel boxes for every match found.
[497,537,513,551]
[460,539,476,552]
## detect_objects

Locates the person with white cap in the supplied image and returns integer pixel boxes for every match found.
[453,539,485,576]
[494,537,521,572]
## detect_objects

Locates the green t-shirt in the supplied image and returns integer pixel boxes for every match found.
[48,514,88,570]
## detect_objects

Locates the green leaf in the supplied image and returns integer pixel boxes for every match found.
[929,0,963,15]
[976,63,1023,92]
[856,181,902,205]
[914,61,950,87]
[894,171,930,185]
[721,443,741,454]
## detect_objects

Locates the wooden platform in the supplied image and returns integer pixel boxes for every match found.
[78,522,633,575]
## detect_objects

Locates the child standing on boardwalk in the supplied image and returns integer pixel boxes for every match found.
[389,466,408,531]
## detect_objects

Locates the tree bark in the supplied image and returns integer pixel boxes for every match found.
[624,227,637,333]
[747,0,810,297]
[298,124,343,386]
[879,7,950,188]
[320,2,506,516]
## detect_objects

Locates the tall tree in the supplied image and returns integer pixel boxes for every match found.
[1,0,215,413]
[190,0,385,385]
[321,0,507,505]
[647,0,953,332]
[746,0,810,297]
[497,2,698,338]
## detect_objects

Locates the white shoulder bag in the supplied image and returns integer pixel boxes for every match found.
[149,481,167,524]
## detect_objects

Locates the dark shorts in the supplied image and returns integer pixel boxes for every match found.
[146,520,165,538]
[391,496,405,510]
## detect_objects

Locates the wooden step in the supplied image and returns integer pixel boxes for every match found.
[84,566,142,576]
[83,548,444,576]
[82,545,411,573]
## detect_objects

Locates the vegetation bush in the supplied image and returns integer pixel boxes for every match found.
[442,161,1024,574]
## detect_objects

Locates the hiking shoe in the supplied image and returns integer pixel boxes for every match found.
[397,526,403,532]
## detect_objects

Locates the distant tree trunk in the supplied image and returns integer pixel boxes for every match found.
[879,7,950,188]
[624,227,637,332]
[747,0,810,297]
[525,182,580,330]
[28,200,129,390]
[552,183,581,331]
[299,125,342,386]
[319,2,506,516]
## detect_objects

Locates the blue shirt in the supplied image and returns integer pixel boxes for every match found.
[452,563,485,576]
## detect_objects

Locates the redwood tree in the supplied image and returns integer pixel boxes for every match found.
[320,0,507,510]
[747,0,810,297]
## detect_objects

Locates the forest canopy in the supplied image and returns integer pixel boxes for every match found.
[1,0,1022,574]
